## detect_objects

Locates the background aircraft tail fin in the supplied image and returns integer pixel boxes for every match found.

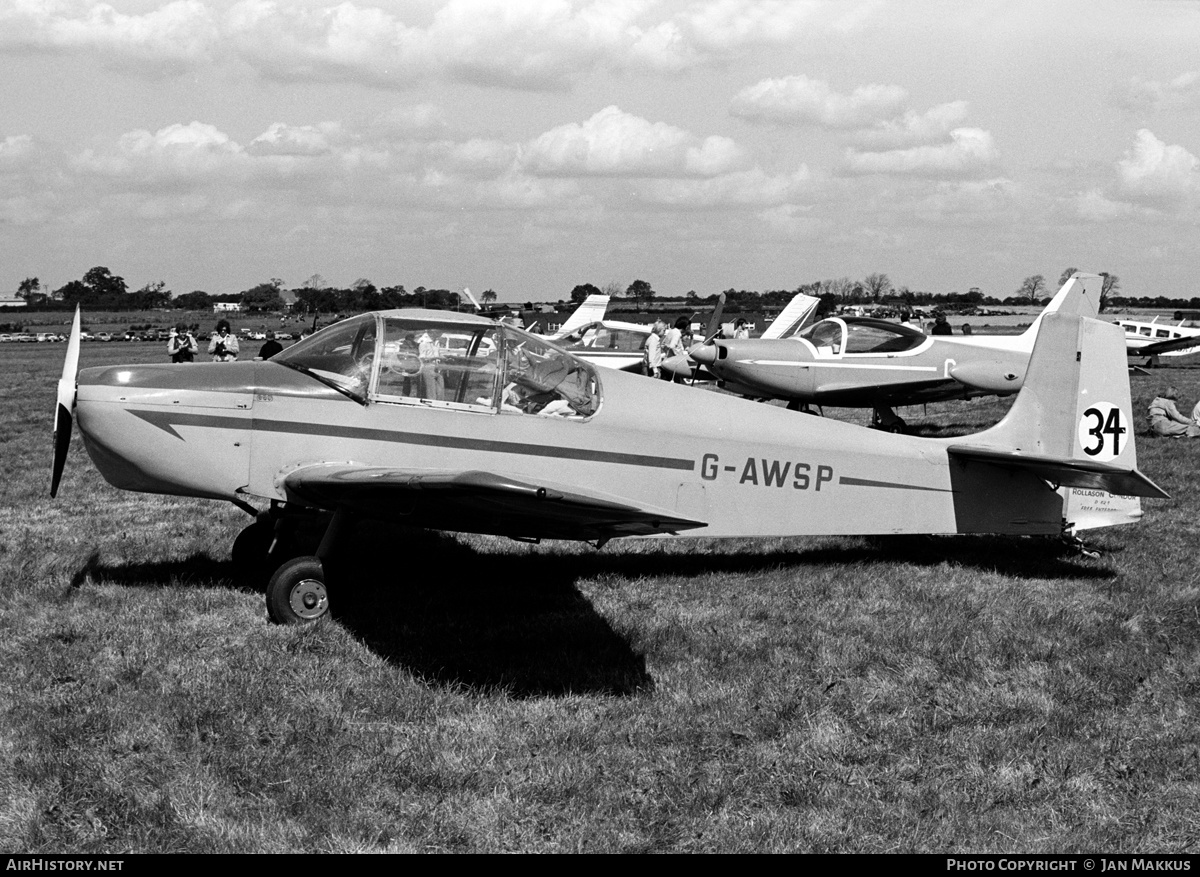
[555,295,610,337]
[760,293,821,339]
[949,312,1167,499]
[1016,273,1103,344]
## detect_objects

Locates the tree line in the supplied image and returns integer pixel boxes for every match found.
[10,266,1199,316]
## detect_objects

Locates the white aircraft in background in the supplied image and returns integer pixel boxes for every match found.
[1115,316,1200,361]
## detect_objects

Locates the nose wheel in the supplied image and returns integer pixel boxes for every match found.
[266,557,329,624]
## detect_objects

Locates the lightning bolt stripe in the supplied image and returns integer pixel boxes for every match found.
[129,409,696,472]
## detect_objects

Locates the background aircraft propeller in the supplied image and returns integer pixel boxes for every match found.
[50,307,82,498]
[671,292,726,383]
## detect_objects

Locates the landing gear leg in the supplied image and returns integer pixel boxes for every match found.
[871,407,906,433]
[264,508,348,624]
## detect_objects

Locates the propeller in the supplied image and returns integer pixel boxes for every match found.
[677,293,726,383]
[50,306,82,498]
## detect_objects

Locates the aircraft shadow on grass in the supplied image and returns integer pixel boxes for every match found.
[67,529,1116,697]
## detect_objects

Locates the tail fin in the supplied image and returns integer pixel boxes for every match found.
[949,313,1166,499]
[761,292,821,340]
[554,294,610,338]
[1017,273,1103,344]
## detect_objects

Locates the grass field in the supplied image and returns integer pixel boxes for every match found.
[2,340,1199,853]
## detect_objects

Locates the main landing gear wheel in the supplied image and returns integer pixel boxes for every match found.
[266,557,329,624]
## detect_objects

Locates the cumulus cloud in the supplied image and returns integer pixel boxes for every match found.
[637,165,811,208]
[74,121,245,180]
[520,105,746,177]
[730,74,907,128]
[1113,71,1200,113]
[1075,188,1136,223]
[249,122,346,156]
[0,0,219,70]
[841,127,998,177]
[1115,129,1199,205]
[852,101,970,149]
[0,0,878,89]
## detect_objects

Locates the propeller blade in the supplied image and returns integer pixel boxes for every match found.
[702,292,727,344]
[50,307,82,498]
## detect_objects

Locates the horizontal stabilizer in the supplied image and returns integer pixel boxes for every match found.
[947,444,1168,499]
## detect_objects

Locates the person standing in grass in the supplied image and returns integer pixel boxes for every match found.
[208,319,239,362]
[1147,387,1200,437]
[643,321,665,379]
[167,323,198,363]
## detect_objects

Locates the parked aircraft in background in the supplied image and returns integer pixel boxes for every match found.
[1115,316,1200,363]
[689,274,1103,431]
[52,302,1162,624]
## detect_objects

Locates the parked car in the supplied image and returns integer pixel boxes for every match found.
[0,333,12,343]
[97,332,113,342]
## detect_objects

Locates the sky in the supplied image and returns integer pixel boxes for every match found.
[2,0,1200,303]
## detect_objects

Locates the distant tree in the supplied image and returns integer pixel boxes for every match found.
[817,292,838,317]
[569,283,600,304]
[602,280,625,299]
[1100,272,1119,313]
[1017,274,1046,306]
[174,290,213,310]
[83,266,127,299]
[242,282,284,312]
[132,280,171,309]
[1058,267,1079,288]
[481,289,498,305]
[626,279,654,311]
[303,273,326,291]
[863,273,893,303]
[57,266,129,309]
[17,277,40,302]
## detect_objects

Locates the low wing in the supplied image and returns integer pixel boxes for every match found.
[280,464,706,541]
[1127,334,1200,357]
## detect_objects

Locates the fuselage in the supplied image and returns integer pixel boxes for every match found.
[73,311,1067,540]
[698,319,1032,407]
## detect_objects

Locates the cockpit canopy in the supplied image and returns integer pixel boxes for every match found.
[796,317,927,356]
[274,313,601,418]
[558,321,648,353]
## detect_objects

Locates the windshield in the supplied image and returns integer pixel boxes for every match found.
[273,314,378,401]
[559,322,648,353]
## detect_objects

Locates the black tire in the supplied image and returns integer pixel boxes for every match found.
[266,556,329,624]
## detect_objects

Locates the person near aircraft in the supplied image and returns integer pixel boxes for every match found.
[931,312,952,335]
[661,317,688,382]
[208,320,239,362]
[1193,399,1200,430]
[643,320,665,379]
[416,329,444,400]
[256,331,283,360]
[733,318,750,339]
[1147,387,1200,438]
[167,324,198,363]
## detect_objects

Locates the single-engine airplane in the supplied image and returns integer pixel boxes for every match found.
[689,273,1103,431]
[52,302,1164,625]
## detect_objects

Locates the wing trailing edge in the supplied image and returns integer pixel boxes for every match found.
[280,464,706,540]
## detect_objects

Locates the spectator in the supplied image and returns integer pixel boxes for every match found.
[208,319,239,362]
[1147,387,1200,437]
[256,331,283,360]
[167,323,198,363]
